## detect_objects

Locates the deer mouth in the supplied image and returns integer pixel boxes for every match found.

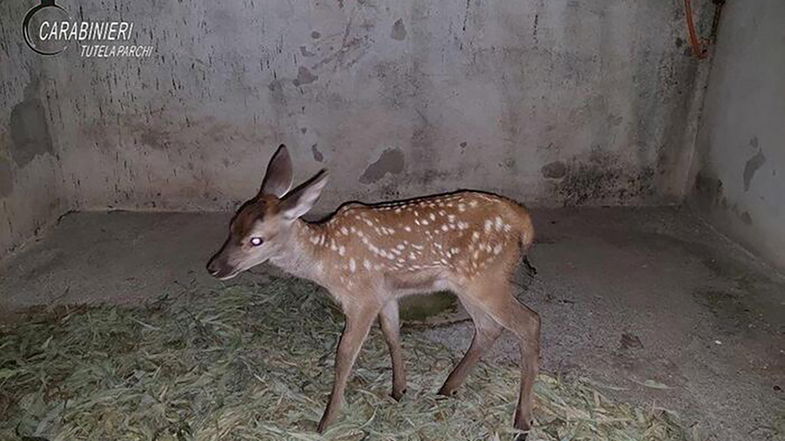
[215,270,239,281]
[207,264,240,280]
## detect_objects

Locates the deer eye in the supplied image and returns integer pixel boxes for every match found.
[249,237,264,246]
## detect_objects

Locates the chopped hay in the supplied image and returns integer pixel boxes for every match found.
[0,277,693,441]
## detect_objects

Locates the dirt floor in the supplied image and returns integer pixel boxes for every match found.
[1,206,784,441]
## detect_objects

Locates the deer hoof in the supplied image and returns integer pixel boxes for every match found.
[391,388,407,401]
[317,414,334,433]
[437,386,457,397]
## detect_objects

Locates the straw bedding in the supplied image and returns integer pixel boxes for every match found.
[0,276,693,441]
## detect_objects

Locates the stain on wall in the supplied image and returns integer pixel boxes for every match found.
[0,2,70,259]
[359,148,405,184]
[9,79,54,167]
[292,66,319,86]
[311,144,324,162]
[0,157,13,198]
[541,161,566,179]
[544,150,655,206]
[0,0,716,258]
[31,0,712,215]
[742,149,765,191]
[690,0,785,270]
[693,171,723,210]
[390,19,407,41]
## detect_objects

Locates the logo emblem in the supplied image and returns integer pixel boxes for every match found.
[22,0,71,55]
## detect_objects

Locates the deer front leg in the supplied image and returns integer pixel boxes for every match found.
[317,302,380,433]
[379,300,407,401]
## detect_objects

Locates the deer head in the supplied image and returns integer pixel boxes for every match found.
[206,145,328,280]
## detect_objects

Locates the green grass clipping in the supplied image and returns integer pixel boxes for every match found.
[1,277,695,441]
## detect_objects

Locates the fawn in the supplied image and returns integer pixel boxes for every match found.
[207,145,540,438]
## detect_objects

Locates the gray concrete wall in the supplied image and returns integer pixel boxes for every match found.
[51,0,707,211]
[689,0,785,270]
[1,0,711,257]
[0,1,69,258]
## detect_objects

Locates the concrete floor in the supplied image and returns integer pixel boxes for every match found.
[1,207,784,441]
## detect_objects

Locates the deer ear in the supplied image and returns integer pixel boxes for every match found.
[259,144,293,198]
[280,170,328,220]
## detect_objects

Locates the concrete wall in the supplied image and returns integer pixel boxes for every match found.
[0,1,69,258]
[53,0,708,210]
[689,0,785,270]
[1,0,711,257]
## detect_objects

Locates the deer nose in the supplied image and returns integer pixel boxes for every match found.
[206,257,222,277]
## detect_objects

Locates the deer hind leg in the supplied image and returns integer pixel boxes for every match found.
[438,299,503,396]
[378,300,407,401]
[317,301,381,433]
[466,279,541,439]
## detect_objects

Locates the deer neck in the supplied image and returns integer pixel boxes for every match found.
[268,219,328,283]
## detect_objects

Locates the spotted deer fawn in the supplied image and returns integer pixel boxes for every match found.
[207,145,540,438]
